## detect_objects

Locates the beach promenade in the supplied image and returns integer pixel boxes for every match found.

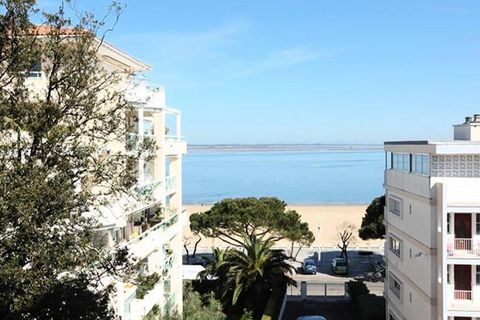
[183,204,384,250]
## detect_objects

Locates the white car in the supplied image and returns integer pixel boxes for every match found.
[296,316,327,320]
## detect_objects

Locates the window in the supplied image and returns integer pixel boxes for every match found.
[476,266,480,285]
[27,60,42,77]
[392,153,410,172]
[447,213,451,234]
[143,118,154,135]
[447,265,450,284]
[477,214,480,235]
[389,196,402,216]
[412,154,430,175]
[389,235,402,258]
[389,273,402,299]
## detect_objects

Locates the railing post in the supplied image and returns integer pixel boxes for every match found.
[324,283,327,301]
[300,281,307,301]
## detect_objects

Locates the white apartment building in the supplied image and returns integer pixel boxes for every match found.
[27,28,187,319]
[385,115,480,320]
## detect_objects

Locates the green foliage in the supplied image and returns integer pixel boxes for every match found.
[239,310,253,320]
[346,280,370,304]
[0,1,145,318]
[356,294,385,320]
[182,283,226,320]
[143,305,160,320]
[19,276,115,320]
[359,196,386,240]
[190,197,314,250]
[136,273,161,299]
[199,235,295,318]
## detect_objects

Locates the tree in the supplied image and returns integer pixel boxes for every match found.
[199,235,295,317]
[359,196,385,240]
[285,217,315,260]
[198,247,231,282]
[336,222,357,267]
[224,235,296,306]
[0,1,144,318]
[190,197,314,249]
[184,233,202,264]
[182,283,226,320]
[163,283,226,320]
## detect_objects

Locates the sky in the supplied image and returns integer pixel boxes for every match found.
[37,0,480,144]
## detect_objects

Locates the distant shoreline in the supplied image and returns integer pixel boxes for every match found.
[187,143,383,152]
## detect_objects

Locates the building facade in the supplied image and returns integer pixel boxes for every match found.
[385,115,480,320]
[26,30,186,319]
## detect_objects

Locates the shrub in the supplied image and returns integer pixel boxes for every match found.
[357,294,385,320]
[346,280,370,304]
[182,283,226,320]
[136,273,161,299]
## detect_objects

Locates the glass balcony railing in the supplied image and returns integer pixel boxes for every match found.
[165,176,176,194]
[128,212,179,246]
[165,135,185,141]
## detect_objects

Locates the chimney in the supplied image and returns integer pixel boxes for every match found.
[454,114,480,141]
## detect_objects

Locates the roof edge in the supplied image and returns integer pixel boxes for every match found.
[384,140,430,145]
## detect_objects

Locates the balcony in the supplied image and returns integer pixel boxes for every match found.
[165,176,176,195]
[454,290,472,300]
[127,211,181,258]
[446,212,480,259]
[128,280,164,320]
[446,264,480,316]
[165,135,186,155]
[448,238,480,258]
[133,179,162,201]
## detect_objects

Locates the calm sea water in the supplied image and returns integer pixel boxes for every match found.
[183,149,385,204]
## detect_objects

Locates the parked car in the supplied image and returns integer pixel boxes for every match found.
[331,257,348,275]
[302,258,317,275]
[296,316,327,320]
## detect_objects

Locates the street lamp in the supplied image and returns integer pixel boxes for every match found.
[317,225,321,262]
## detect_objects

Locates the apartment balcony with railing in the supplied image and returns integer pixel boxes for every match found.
[446,264,480,316]
[446,212,480,259]
[127,209,182,258]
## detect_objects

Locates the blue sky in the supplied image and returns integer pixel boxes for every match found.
[38,0,480,144]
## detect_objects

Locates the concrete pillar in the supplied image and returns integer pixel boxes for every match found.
[152,110,165,181]
[138,107,145,184]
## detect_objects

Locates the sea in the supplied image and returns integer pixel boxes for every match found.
[182,145,385,204]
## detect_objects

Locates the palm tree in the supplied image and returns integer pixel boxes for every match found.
[223,235,296,305]
[198,247,230,281]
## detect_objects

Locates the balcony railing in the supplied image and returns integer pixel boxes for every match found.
[455,238,473,251]
[165,135,185,141]
[165,176,176,194]
[454,290,472,300]
[448,238,480,256]
[128,212,179,245]
[163,255,175,275]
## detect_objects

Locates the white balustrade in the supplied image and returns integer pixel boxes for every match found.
[454,290,472,301]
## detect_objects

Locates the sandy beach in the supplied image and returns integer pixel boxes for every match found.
[183,204,384,250]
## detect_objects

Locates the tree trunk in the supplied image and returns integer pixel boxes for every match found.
[294,244,304,260]
[344,248,349,267]
[184,244,190,264]
[192,237,201,258]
